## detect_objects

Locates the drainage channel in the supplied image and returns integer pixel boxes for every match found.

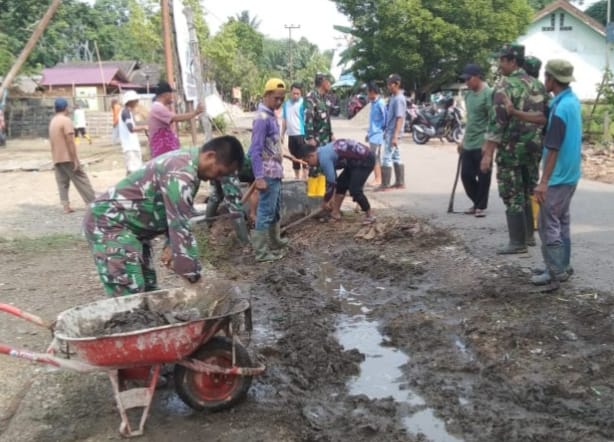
[319,262,464,442]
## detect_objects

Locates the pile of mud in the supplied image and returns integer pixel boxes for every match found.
[90,303,202,336]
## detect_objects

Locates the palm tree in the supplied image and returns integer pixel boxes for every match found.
[234,10,261,30]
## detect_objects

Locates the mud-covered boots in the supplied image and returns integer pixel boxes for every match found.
[252,230,283,262]
[375,166,392,192]
[497,211,528,255]
[269,222,289,250]
[531,244,566,291]
[232,216,250,246]
[392,163,405,189]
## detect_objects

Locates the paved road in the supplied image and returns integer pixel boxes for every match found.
[333,118,614,293]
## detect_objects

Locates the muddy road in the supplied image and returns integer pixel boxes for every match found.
[1,134,613,441]
[1,210,613,442]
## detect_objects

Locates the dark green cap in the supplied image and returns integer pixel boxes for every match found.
[523,56,542,78]
[498,43,525,62]
[545,59,575,83]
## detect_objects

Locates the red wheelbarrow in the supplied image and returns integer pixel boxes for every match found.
[0,287,265,437]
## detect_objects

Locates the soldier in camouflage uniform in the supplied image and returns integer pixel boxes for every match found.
[522,55,550,245]
[83,136,245,296]
[304,72,334,147]
[481,44,546,254]
[205,175,250,245]
[523,56,542,80]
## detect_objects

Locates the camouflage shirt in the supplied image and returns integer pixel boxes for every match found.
[86,148,202,280]
[485,68,546,166]
[304,89,333,146]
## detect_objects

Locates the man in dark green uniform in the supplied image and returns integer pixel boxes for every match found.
[481,44,546,254]
[304,72,334,147]
[83,136,245,296]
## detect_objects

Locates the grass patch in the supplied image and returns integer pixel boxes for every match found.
[0,233,82,253]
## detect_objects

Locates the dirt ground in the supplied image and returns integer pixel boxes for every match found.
[0,138,613,442]
[582,145,614,184]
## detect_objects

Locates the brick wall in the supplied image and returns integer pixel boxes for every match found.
[6,97,114,139]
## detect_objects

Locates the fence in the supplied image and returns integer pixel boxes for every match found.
[4,95,156,139]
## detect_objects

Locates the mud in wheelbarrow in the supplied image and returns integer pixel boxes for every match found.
[0,286,265,437]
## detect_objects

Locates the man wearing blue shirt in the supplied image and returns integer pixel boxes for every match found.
[281,83,306,179]
[531,60,582,291]
[299,139,376,225]
[378,74,406,191]
[366,81,387,186]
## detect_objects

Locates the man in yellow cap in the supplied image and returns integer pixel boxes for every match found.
[248,78,288,262]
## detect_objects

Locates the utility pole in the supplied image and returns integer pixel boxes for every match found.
[161,0,175,88]
[184,5,212,141]
[284,24,300,82]
[0,0,62,99]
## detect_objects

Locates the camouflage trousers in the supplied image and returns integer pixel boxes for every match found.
[496,163,532,215]
[206,175,244,215]
[527,150,542,192]
[84,220,158,297]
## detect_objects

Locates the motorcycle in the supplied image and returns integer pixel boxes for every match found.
[404,98,418,133]
[347,93,367,119]
[411,97,464,145]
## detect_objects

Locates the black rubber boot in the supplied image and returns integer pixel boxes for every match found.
[375,166,392,192]
[392,164,405,189]
[497,211,528,255]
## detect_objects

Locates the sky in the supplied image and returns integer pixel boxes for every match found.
[202,0,352,51]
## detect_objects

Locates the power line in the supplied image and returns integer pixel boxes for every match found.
[284,24,300,81]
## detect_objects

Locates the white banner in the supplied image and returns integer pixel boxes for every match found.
[173,0,198,103]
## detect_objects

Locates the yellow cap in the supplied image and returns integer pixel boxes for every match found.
[264,78,286,93]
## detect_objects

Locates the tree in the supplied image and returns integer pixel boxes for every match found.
[585,0,609,26]
[527,0,585,10]
[234,10,261,30]
[0,32,14,74]
[333,0,533,94]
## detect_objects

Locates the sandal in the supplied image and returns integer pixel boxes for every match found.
[362,215,376,225]
[464,207,476,215]
[474,209,486,218]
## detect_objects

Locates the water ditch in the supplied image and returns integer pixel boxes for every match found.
[316,261,464,441]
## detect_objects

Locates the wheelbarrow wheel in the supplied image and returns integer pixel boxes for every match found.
[174,336,253,412]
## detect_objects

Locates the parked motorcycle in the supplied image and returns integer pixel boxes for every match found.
[411,97,464,145]
[404,98,418,133]
[347,94,367,119]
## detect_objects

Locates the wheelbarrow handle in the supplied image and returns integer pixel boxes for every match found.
[0,303,53,330]
[0,344,98,372]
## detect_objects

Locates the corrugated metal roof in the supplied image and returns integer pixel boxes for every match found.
[40,66,127,86]
[56,60,138,76]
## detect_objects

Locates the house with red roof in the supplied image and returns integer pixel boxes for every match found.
[39,61,160,110]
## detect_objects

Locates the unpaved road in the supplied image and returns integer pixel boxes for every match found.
[0,121,613,442]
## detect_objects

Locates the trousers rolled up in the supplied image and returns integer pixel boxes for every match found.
[381,135,402,167]
[54,161,96,206]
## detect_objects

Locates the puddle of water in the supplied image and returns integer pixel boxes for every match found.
[252,324,282,345]
[403,409,463,442]
[336,314,425,406]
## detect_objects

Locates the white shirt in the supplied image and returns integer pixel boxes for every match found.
[118,108,141,152]
[73,109,86,128]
